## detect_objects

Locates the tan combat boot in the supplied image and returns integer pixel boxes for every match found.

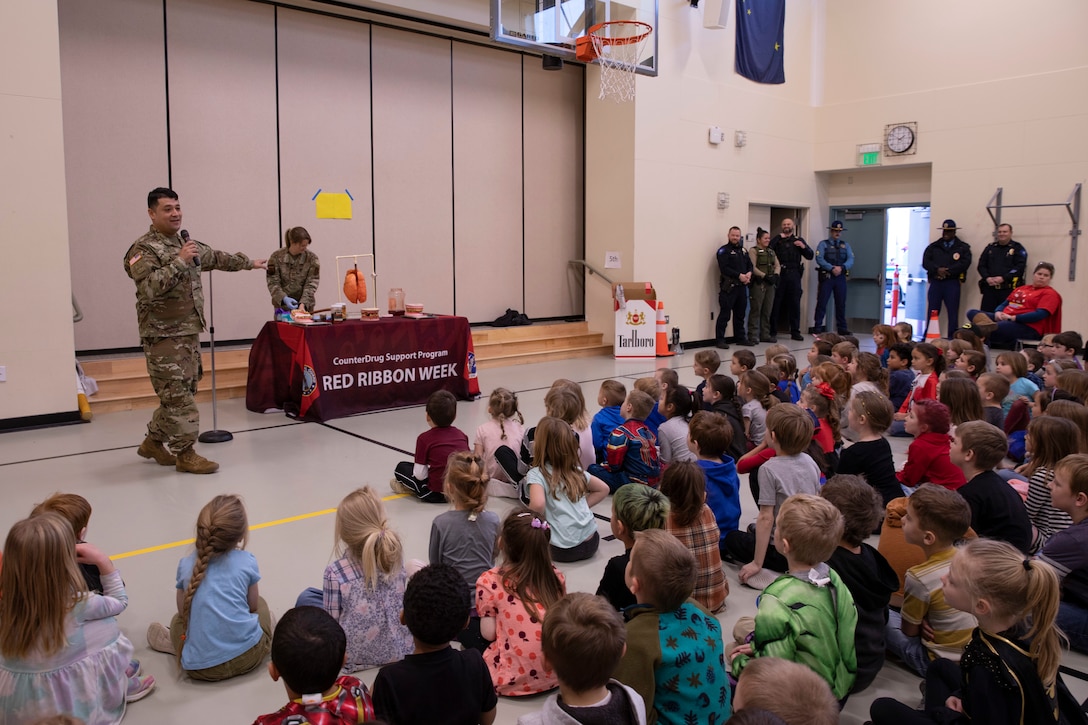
[137,435,176,466]
[175,447,219,474]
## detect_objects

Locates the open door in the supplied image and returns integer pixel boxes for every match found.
[831,207,886,331]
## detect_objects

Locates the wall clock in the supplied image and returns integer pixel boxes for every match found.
[884,122,918,156]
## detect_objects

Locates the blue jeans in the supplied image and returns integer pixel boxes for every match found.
[884,610,932,676]
[1057,600,1088,654]
[296,587,323,609]
[587,463,630,493]
[965,308,1041,349]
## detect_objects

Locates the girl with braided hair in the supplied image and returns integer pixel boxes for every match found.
[146,494,272,681]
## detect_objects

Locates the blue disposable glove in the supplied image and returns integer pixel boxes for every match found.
[283,296,299,310]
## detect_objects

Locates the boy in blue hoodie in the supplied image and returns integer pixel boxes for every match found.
[688,410,742,544]
[591,380,627,463]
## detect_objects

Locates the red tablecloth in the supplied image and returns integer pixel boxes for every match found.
[246,317,480,422]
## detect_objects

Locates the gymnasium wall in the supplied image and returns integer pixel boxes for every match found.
[60,0,584,353]
[0,0,75,421]
[585,0,824,343]
[815,0,1088,323]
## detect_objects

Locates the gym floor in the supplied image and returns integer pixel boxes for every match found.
[2,337,1085,723]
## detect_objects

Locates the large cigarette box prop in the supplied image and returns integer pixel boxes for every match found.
[612,283,657,359]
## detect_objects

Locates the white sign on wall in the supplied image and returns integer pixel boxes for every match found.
[605,252,621,269]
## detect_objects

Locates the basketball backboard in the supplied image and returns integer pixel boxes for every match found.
[491,0,657,74]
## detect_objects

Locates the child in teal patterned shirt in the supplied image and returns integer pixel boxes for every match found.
[612,529,729,724]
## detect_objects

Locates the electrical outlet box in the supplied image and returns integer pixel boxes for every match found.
[0,366,6,382]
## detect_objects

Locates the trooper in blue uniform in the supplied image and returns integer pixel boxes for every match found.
[715,225,754,348]
[922,219,972,338]
[976,222,1028,313]
[810,220,855,335]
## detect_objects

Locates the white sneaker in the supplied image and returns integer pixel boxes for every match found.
[146,622,176,655]
[389,477,413,495]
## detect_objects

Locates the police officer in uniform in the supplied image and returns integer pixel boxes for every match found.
[976,222,1027,313]
[922,219,972,339]
[769,218,814,341]
[715,225,754,349]
[811,221,855,335]
[124,188,267,474]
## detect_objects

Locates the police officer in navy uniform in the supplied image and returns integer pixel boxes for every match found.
[769,218,814,341]
[810,220,855,335]
[923,219,972,338]
[715,225,754,349]
[976,222,1027,313]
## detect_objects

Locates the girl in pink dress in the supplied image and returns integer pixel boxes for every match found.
[476,507,565,696]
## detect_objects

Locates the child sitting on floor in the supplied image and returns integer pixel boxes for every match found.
[392,390,470,503]
[821,475,898,693]
[660,460,728,613]
[897,399,966,493]
[723,405,821,588]
[591,380,627,463]
[728,494,858,702]
[252,606,375,724]
[597,484,670,611]
[613,529,729,723]
[518,593,647,725]
[588,390,661,492]
[884,484,975,677]
[372,564,497,724]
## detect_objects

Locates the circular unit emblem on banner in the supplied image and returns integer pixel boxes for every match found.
[302,365,317,397]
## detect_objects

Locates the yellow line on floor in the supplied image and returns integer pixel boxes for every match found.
[110,492,410,560]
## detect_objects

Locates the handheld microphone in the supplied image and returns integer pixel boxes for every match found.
[181,229,199,266]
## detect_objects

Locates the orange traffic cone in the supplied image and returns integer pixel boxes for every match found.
[925,310,942,341]
[655,301,675,357]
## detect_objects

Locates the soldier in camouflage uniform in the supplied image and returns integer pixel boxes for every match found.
[266,226,320,312]
[123,188,267,474]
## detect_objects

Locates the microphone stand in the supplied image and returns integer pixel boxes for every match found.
[198,268,233,443]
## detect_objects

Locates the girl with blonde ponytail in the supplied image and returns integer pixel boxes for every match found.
[147,494,271,681]
[870,538,1082,724]
[296,486,413,672]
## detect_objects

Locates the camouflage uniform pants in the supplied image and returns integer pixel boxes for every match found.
[142,334,202,453]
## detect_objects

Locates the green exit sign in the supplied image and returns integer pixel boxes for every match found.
[856,143,882,167]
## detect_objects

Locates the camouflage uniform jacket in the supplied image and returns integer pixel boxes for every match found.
[266,247,320,310]
[124,226,254,338]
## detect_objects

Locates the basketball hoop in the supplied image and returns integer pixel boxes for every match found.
[575,20,652,103]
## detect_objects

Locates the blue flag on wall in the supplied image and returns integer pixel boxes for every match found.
[735,0,785,84]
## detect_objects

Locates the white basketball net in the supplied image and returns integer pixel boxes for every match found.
[590,22,650,103]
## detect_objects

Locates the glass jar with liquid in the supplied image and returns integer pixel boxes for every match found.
[388,287,406,316]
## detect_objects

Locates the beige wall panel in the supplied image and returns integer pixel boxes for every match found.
[824,166,932,207]
[524,63,584,319]
[277,9,374,310]
[371,27,454,313]
[167,0,280,341]
[0,91,75,418]
[452,45,523,323]
[59,0,170,351]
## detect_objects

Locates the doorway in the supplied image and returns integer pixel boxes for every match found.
[749,204,808,336]
[829,204,931,335]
